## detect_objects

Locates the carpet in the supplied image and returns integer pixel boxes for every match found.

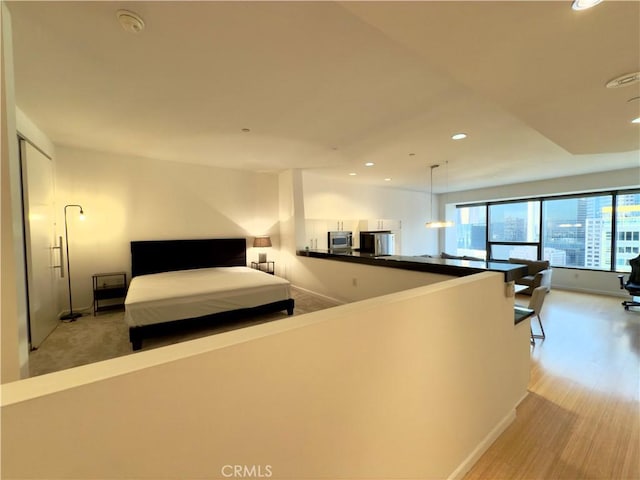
[29,287,340,377]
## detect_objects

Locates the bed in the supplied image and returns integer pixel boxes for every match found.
[125,238,294,350]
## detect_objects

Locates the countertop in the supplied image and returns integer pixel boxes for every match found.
[297,249,528,283]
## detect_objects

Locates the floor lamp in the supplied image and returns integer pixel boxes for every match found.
[60,204,84,321]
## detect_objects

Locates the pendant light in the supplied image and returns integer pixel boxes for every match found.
[425,164,454,228]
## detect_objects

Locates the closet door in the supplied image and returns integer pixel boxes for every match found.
[21,139,60,348]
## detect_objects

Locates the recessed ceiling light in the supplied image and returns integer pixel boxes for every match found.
[365,162,375,167]
[451,133,467,140]
[571,0,603,10]
[632,117,640,124]
[349,172,357,176]
[384,178,392,182]
[605,72,640,89]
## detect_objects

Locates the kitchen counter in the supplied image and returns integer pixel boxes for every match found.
[297,249,528,283]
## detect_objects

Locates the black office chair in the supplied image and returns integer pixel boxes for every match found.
[618,255,640,311]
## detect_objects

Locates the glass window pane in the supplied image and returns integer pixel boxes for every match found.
[542,195,612,269]
[456,205,487,259]
[491,244,538,261]
[615,191,640,273]
[489,201,540,243]
[456,189,636,272]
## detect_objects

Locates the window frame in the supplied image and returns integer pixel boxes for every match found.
[455,188,639,273]
[487,199,542,261]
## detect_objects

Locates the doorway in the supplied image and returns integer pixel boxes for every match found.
[19,137,60,349]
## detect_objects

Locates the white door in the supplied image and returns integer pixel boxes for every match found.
[20,139,60,348]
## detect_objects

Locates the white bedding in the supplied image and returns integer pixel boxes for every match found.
[124,266,291,327]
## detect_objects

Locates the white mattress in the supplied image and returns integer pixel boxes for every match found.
[124,266,291,327]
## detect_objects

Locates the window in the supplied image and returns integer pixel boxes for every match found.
[542,195,612,269]
[490,244,538,261]
[455,205,487,259]
[455,188,637,272]
[489,201,540,242]
[615,191,640,273]
[488,201,540,260]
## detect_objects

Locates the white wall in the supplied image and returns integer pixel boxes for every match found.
[15,108,55,158]
[276,169,305,282]
[1,271,530,480]
[302,171,437,256]
[552,268,630,297]
[1,3,29,382]
[445,167,639,206]
[293,256,455,303]
[54,146,281,314]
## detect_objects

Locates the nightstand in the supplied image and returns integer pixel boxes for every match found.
[250,261,275,275]
[92,272,127,315]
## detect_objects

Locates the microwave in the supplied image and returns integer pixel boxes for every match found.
[328,231,353,250]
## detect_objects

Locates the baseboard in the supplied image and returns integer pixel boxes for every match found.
[290,284,344,305]
[552,285,628,298]
[517,390,530,407]
[447,408,517,480]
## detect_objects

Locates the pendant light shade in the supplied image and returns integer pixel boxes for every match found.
[425,164,454,228]
[425,220,455,228]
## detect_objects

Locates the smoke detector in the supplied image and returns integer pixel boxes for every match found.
[605,72,640,89]
[117,10,145,34]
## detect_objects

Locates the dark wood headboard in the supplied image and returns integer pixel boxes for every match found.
[131,238,247,277]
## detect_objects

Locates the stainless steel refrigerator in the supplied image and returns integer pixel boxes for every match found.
[359,231,396,256]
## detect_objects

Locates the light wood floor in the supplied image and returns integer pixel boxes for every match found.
[464,290,640,480]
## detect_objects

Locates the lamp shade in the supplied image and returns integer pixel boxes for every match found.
[253,236,272,248]
[425,220,455,229]
[425,164,454,229]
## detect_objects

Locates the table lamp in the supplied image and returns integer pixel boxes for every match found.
[253,236,272,263]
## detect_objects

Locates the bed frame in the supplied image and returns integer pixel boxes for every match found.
[128,238,294,350]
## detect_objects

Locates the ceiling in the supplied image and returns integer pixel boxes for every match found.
[6,1,640,193]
